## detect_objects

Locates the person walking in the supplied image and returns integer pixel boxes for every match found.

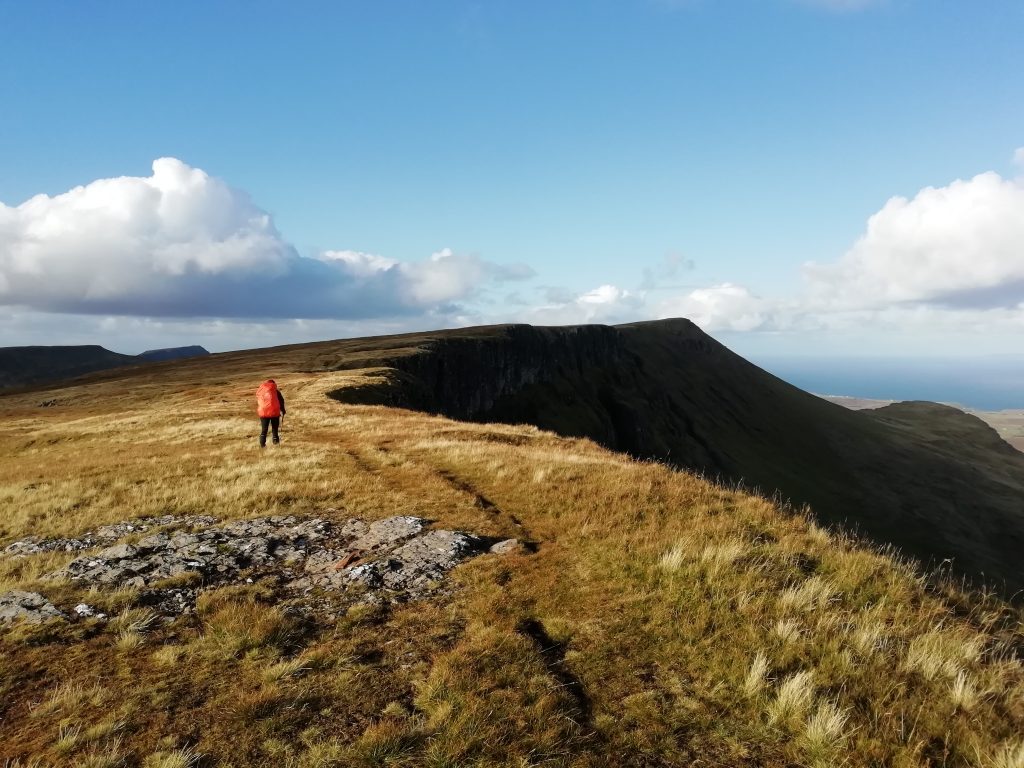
[256,379,286,448]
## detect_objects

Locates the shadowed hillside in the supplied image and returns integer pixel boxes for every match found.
[824,394,1024,453]
[0,345,136,390]
[328,319,1024,595]
[0,344,209,390]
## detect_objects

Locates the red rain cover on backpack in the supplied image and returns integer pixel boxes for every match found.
[256,380,281,418]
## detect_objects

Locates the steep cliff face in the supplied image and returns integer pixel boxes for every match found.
[330,319,1024,595]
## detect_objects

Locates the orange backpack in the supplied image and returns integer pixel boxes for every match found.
[256,380,281,418]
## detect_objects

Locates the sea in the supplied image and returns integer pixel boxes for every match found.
[752,356,1024,412]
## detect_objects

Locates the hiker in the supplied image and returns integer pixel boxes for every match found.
[256,379,286,447]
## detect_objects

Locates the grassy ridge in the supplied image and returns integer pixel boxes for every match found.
[0,342,1022,766]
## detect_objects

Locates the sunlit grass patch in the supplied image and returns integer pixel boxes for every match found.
[779,576,839,612]
[260,657,310,683]
[83,716,127,743]
[197,586,299,658]
[772,618,802,646]
[799,699,850,767]
[347,720,417,766]
[743,651,771,697]
[657,544,687,572]
[850,618,888,656]
[141,746,200,768]
[109,607,159,651]
[902,629,984,680]
[76,740,127,768]
[52,722,83,756]
[950,669,981,710]
[31,681,110,718]
[982,740,1024,768]
[767,671,815,726]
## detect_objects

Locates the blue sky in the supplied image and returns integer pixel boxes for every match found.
[1,0,1022,363]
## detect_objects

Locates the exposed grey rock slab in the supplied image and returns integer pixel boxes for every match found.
[0,591,65,624]
[50,516,332,589]
[349,516,426,552]
[2,515,218,556]
[3,514,514,624]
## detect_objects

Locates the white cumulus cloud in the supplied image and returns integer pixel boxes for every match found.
[521,284,644,326]
[656,283,776,332]
[0,159,531,320]
[804,170,1024,310]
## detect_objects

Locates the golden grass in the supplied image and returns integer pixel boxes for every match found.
[743,651,771,697]
[800,699,850,766]
[767,670,816,725]
[0,355,1022,766]
[986,741,1024,768]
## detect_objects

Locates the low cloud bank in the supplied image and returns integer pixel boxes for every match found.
[0,158,531,320]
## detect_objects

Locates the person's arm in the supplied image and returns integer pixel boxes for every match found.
[278,391,286,415]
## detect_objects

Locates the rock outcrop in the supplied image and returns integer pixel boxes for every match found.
[0,591,65,624]
[1,514,513,626]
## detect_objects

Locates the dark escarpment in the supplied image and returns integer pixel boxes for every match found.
[330,319,1024,596]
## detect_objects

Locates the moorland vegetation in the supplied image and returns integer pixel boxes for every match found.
[0,326,1022,767]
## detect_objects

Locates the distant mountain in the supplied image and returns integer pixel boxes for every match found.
[0,344,209,390]
[137,345,210,363]
[328,319,1024,595]
[0,345,136,390]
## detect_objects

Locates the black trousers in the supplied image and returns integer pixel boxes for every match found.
[259,417,280,446]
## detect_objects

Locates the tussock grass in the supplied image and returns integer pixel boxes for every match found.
[76,740,126,768]
[800,699,849,766]
[767,671,815,725]
[142,747,200,768]
[772,618,802,645]
[850,617,888,655]
[83,717,127,742]
[261,657,310,683]
[52,723,82,755]
[0,354,1022,765]
[778,576,838,612]
[31,681,109,717]
[197,588,298,658]
[951,670,981,710]
[987,741,1024,768]
[111,607,159,651]
[903,629,985,680]
[743,651,770,697]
